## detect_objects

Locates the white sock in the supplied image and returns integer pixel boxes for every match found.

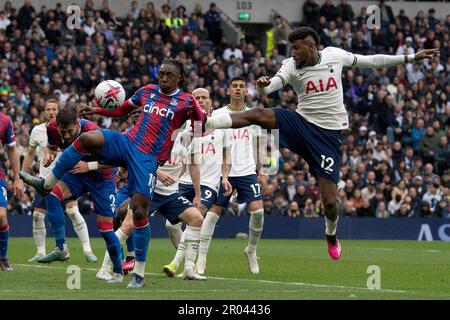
[32,211,46,255]
[165,220,183,249]
[116,228,128,245]
[134,261,146,277]
[171,229,187,268]
[325,215,339,236]
[67,206,92,254]
[44,172,58,190]
[248,209,264,254]
[198,212,219,261]
[100,229,128,272]
[183,226,201,273]
[206,113,232,130]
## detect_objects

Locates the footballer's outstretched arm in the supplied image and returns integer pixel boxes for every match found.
[349,48,439,68]
[78,99,139,117]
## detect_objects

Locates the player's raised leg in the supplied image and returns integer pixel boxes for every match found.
[318,176,342,260]
[206,108,276,131]
[20,131,106,195]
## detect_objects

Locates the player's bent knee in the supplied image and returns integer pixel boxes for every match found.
[180,208,204,228]
[249,200,263,212]
[0,214,7,227]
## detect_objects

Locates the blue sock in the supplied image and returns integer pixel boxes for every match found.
[134,219,151,263]
[100,228,123,274]
[0,224,9,258]
[52,142,87,180]
[46,194,66,250]
[126,233,135,255]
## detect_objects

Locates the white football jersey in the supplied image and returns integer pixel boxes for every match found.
[212,106,261,177]
[179,129,232,191]
[154,137,187,196]
[29,123,61,177]
[275,47,357,130]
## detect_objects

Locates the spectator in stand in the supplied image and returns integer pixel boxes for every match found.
[287,201,301,218]
[302,0,321,29]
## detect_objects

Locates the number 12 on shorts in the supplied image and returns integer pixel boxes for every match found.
[320,155,334,173]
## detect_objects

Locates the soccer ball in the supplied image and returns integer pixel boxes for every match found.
[94,80,126,110]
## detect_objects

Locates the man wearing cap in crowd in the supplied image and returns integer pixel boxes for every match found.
[413,176,425,196]
[396,36,415,57]
[355,125,368,147]
[366,130,378,150]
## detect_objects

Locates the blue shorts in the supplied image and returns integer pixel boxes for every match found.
[98,130,158,200]
[215,174,262,207]
[116,185,131,210]
[273,109,342,183]
[33,193,46,210]
[0,180,7,208]
[149,192,194,225]
[179,183,217,209]
[60,172,116,217]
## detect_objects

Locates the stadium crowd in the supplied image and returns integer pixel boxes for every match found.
[0,0,448,218]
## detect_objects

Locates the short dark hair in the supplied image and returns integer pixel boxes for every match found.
[288,27,320,46]
[56,106,78,127]
[229,76,246,85]
[161,59,187,88]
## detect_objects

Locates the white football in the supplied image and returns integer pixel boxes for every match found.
[94,80,126,110]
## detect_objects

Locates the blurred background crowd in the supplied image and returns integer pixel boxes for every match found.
[0,0,448,218]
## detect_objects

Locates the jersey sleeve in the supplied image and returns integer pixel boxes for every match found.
[4,116,16,146]
[84,120,100,132]
[275,58,293,87]
[330,47,357,67]
[222,129,233,150]
[130,85,149,107]
[46,122,59,149]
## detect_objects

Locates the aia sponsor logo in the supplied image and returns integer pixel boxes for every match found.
[305,77,338,94]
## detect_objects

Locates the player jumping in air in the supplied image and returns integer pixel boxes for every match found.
[163,87,233,277]
[0,113,24,271]
[20,59,205,288]
[205,27,439,260]
[21,99,97,263]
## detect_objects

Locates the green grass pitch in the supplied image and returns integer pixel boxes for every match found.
[1,237,450,299]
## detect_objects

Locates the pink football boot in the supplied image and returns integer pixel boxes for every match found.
[326,234,342,260]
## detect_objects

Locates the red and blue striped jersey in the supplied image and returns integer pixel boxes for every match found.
[47,118,115,180]
[125,84,204,165]
[0,113,16,180]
